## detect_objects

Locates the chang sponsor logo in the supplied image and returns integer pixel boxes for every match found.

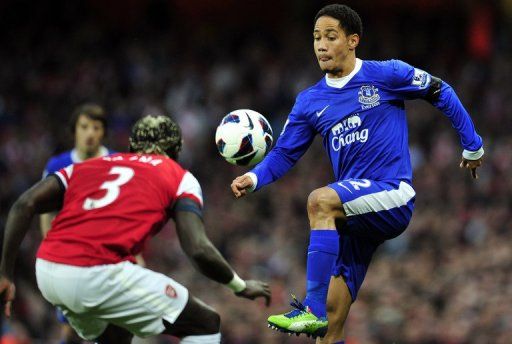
[331,114,369,151]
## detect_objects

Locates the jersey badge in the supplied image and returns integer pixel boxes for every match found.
[358,85,380,109]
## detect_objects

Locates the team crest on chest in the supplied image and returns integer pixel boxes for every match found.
[358,85,380,109]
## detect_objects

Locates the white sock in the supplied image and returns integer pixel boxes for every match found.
[180,333,221,344]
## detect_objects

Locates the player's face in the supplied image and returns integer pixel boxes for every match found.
[313,16,358,76]
[75,115,105,155]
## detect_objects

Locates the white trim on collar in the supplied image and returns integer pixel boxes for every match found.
[71,146,109,163]
[325,58,363,89]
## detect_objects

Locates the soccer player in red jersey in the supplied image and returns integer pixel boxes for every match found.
[0,115,271,344]
[40,103,117,344]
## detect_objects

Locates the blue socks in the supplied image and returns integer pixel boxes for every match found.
[302,229,339,318]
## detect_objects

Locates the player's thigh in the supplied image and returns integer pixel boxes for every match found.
[37,259,190,339]
[94,262,190,338]
[328,179,415,239]
[162,295,220,338]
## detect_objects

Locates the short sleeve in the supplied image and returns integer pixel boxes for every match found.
[53,164,74,189]
[176,171,203,207]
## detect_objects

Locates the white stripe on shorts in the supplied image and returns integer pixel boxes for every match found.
[343,181,415,216]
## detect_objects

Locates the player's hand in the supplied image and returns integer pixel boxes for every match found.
[0,275,16,317]
[235,280,271,306]
[459,157,483,179]
[231,175,254,198]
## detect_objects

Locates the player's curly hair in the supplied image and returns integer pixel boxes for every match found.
[314,4,363,37]
[129,115,182,160]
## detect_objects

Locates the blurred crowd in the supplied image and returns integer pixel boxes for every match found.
[0,0,511,343]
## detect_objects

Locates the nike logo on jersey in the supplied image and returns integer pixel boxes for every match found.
[316,105,329,117]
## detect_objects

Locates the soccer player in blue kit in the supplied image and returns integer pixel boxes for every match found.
[41,103,112,237]
[231,4,484,343]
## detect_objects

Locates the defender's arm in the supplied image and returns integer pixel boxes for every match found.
[174,198,271,304]
[1,176,64,279]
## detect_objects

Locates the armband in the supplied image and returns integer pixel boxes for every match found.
[226,272,246,293]
[173,198,203,218]
[424,76,442,103]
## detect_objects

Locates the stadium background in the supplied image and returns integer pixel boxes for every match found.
[0,0,511,343]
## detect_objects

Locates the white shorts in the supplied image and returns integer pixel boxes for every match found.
[35,259,189,340]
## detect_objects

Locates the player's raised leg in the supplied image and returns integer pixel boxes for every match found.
[268,187,344,338]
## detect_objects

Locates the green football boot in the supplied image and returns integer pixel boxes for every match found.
[267,294,328,338]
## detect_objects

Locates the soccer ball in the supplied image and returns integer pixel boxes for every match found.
[215,109,273,166]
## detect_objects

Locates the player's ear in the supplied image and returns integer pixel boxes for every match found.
[348,34,359,50]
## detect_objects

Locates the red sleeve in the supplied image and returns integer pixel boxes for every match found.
[53,164,74,189]
[176,171,203,207]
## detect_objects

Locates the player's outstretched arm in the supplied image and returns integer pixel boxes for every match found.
[0,176,63,316]
[174,198,271,305]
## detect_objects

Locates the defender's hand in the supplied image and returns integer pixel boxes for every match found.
[235,280,271,306]
[0,276,16,317]
[460,157,483,179]
[231,175,254,198]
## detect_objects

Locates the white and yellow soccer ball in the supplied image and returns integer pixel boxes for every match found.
[215,109,273,166]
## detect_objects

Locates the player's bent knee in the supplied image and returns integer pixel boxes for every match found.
[202,308,221,334]
[166,296,220,337]
[307,187,344,219]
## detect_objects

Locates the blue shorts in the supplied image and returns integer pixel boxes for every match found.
[329,179,415,301]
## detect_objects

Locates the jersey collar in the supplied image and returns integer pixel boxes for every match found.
[325,58,363,89]
[71,146,109,163]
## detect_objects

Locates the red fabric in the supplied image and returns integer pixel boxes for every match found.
[37,153,201,266]
[468,5,493,60]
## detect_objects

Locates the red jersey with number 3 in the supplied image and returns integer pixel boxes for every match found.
[37,153,203,266]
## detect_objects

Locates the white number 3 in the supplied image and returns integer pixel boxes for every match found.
[83,166,134,210]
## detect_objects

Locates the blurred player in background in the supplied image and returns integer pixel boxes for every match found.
[40,103,114,344]
[41,103,112,237]
[0,115,270,344]
[231,4,484,343]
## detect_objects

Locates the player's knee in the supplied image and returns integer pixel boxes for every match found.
[307,188,343,218]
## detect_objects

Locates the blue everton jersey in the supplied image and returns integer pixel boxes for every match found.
[42,146,112,177]
[251,59,483,190]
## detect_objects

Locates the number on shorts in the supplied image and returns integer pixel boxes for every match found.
[83,166,134,210]
[348,179,371,190]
